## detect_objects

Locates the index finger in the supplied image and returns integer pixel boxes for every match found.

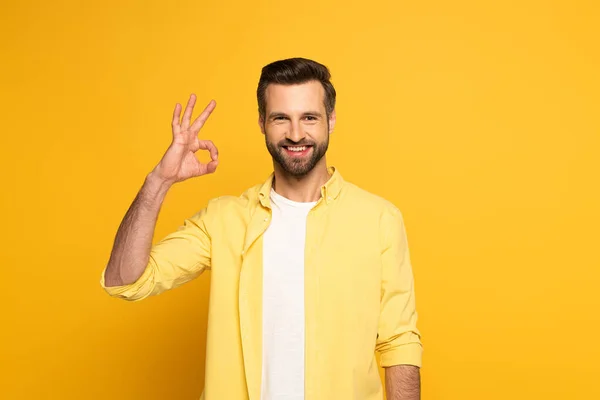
[198,139,218,161]
[190,99,217,133]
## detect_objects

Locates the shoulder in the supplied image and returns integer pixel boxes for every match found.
[341,180,403,218]
[339,180,407,250]
[186,183,262,231]
[200,182,263,216]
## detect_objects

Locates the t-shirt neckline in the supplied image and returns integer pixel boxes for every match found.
[270,188,318,210]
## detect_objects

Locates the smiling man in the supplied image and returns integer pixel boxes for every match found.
[101,58,422,400]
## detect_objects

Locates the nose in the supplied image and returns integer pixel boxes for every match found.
[286,119,306,143]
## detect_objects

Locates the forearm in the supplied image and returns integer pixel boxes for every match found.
[385,365,420,400]
[103,170,172,287]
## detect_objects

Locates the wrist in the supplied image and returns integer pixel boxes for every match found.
[147,167,174,185]
[145,169,174,196]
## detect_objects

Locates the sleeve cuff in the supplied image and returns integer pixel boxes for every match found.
[99,263,155,302]
[380,342,423,368]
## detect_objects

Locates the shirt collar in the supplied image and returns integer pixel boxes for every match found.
[258,166,344,208]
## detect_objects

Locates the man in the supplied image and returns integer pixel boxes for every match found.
[101,58,422,400]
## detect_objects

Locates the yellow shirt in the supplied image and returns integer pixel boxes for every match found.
[100,166,422,400]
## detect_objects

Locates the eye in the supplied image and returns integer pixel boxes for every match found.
[305,116,317,121]
[274,116,286,120]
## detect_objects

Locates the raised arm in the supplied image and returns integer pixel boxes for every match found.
[103,94,219,294]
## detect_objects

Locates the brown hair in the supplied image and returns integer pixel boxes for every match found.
[257,57,336,120]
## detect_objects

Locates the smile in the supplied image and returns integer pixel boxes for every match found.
[286,146,308,152]
[283,145,313,156]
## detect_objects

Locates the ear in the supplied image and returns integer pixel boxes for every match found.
[328,109,336,134]
[258,116,266,135]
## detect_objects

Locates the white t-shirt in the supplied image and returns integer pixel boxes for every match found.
[260,188,317,400]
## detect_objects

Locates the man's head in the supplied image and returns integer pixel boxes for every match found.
[257,58,336,178]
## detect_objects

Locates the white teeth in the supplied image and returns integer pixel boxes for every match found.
[287,146,307,152]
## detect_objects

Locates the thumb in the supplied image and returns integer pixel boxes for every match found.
[205,160,219,174]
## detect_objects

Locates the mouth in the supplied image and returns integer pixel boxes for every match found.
[283,145,313,157]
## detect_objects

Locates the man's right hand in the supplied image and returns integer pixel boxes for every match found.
[152,94,219,185]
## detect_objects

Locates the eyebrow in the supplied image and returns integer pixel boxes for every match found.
[268,111,324,119]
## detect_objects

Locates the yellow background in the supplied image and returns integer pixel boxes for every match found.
[1,0,598,399]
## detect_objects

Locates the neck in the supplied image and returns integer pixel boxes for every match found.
[272,158,330,202]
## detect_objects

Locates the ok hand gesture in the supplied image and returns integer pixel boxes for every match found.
[153,94,219,184]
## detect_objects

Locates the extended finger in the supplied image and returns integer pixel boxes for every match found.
[198,139,219,161]
[190,100,217,133]
[181,94,197,130]
[172,103,182,136]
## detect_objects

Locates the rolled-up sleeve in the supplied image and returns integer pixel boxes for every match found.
[100,204,213,302]
[376,206,423,367]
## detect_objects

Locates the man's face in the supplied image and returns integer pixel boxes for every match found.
[260,80,336,177]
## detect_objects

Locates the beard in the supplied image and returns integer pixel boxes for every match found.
[266,134,329,178]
